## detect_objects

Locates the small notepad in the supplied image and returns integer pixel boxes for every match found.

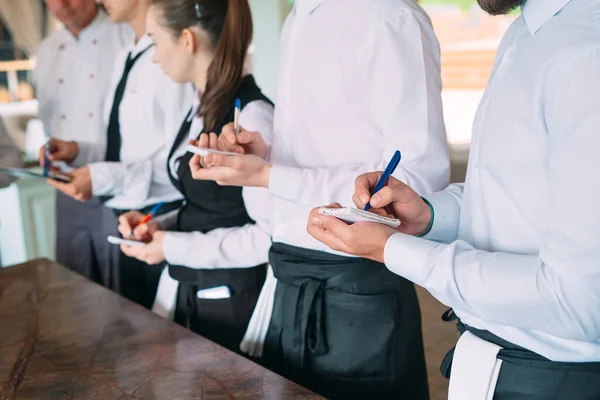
[319,207,401,228]
[186,144,238,157]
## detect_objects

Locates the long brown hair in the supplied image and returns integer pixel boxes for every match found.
[150,0,253,131]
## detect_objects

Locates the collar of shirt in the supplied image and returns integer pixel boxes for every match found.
[521,0,573,35]
[129,34,154,57]
[295,0,326,15]
[57,9,110,44]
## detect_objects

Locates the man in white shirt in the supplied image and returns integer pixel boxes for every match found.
[187,0,449,397]
[44,0,193,309]
[0,118,22,188]
[307,0,600,398]
[35,0,130,280]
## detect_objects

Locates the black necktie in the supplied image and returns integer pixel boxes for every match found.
[105,45,152,162]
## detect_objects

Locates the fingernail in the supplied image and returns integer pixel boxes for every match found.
[371,195,381,207]
[312,217,323,226]
[359,195,369,204]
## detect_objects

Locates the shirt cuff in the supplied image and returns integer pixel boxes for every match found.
[383,233,439,287]
[88,162,124,197]
[422,190,460,243]
[268,164,303,202]
[163,231,196,267]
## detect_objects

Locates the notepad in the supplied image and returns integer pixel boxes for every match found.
[0,166,71,183]
[186,144,238,157]
[319,207,401,228]
[107,235,144,247]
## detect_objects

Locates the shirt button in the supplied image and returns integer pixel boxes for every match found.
[505,50,515,58]
[60,114,66,120]
[88,113,94,118]
[89,74,95,79]
[92,39,98,45]
[59,44,66,51]
[58,79,64,84]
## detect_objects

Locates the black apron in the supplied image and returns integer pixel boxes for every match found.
[167,75,271,352]
[264,243,429,400]
[441,313,600,399]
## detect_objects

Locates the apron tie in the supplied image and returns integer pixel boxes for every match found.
[292,278,329,369]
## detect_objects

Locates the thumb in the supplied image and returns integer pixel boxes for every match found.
[134,223,149,238]
[237,130,258,144]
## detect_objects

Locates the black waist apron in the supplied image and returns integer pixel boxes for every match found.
[441,315,600,399]
[165,77,270,351]
[264,243,429,400]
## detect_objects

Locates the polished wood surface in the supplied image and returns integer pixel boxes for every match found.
[0,260,322,400]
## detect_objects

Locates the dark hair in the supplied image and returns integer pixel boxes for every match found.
[150,0,253,131]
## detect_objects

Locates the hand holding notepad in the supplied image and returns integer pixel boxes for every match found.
[319,207,401,228]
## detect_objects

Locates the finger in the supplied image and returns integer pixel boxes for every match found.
[237,130,258,145]
[189,154,202,174]
[353,172,383,208]
[47,178,71,193]
[203,153,240,169]
[197,133,209,148]
[118,214,133,235]
[316,214,355,244]
[220,125,238,145]
[218,131,244,153]
[368,185,408,209]
[189,164,227,181]
[38,148,45,166]
[209,132,219,150]
[133,223,149,239]
[307,217,348,253]
[120,244,138,257]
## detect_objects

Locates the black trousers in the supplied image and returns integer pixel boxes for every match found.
[173,265,267,353]
[113,200,182,309]
[264,243,429,400]
[443,321,600,399]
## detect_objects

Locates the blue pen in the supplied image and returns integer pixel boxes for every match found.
[364,150,401,211]
[131,201,165,236]
[43,137,51,177]
[233,98,241,135]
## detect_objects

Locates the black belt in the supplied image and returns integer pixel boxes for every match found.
[440,309,600,378]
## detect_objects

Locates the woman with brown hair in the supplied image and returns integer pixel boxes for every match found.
[117,0,274,352]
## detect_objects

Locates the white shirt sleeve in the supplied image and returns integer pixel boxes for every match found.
[269,11,449,205]
[422,183,464,243]
[162,100,274,269]
[383,46,600,343]
[86,80,192,198]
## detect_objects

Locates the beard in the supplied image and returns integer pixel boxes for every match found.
[477,0,526,15]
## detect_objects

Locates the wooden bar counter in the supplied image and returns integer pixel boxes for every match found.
[0,260,322,400]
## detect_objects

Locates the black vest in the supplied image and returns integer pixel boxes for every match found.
[167,75,272,283]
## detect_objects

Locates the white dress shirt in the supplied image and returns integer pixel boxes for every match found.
[34,10,132,143]
[76,35,194,210]
[158,91,275,268]
[385,0,600,362]
[0,117,23,188]
[267,0,449,254]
